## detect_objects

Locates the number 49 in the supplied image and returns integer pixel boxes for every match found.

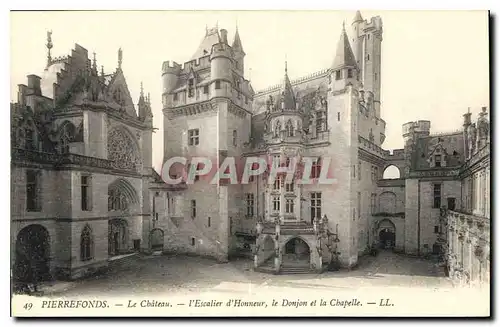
[23,303,33,310]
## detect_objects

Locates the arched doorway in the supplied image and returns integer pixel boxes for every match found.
[14,225,51,286]
[108,219,128,256]
[150,228,164,251]
[377,219,396,249]
[282,237,310,267]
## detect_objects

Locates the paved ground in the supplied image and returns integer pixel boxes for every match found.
[39,250,453,298]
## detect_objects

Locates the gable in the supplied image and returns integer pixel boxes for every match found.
[106,70,137,117]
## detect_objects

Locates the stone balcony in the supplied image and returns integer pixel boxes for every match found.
[259,220,315,235]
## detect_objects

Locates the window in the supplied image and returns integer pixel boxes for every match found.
[26,170,41,212]
[285,199,294,214]
[371,166,379,181]
[191,200,197,218]
[246,193,254,217]
[273,175,282,190]
[347,69,353,78]
[370,193,377,214]
[173,93,178,101]
[188,129,199,146]
[285,120,294,137]
[335,70,341,80]
[358,192,361,219]
[358,161,362,180]
[375,73,378,81]
[337,112,341,121]
[191,237,195,246]
[208,217,211,227]
[232,130,237,146]
[245,96,248,104]
[311,158,321,179]
[272,196,280,212]
[434,226,439,234]
[81,175,91,211]
[353,165,356,178]
[80,225,94,261]
[435,155,442,167]
[433,184,442,208]
[285,182,294,193]
[447,197,456,211]
[24,126,35,150]
[367,54,370,61]
[215,80,221,89]
[203,85,209,94]
[311,192,322,221]
[188,79,194,87]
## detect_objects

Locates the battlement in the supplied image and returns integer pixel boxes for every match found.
[403,120,431,135]
[162,61,182,74]
[361,16,383,32]
[162,55,213,76]
[255,68,330,95]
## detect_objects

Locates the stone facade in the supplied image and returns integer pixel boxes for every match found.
[11,37,154,283]
[156,11,490,276]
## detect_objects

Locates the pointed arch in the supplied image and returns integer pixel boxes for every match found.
[285,119,294,137]
[107,125,142,171]
[108,178,139,211]
[80,224,94,261]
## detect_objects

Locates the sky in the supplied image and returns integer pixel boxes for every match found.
[10,10,489,170]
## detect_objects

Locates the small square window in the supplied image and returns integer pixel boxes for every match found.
[347,69,353,78]
[335,70,341,80]
[215,81,221,89]
[203,85,209,94]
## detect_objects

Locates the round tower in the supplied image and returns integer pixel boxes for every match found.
[210,38,233,99]
[161,61,181,108]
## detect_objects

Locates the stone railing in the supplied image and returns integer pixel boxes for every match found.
[377,178,405,187]
[408,168,459,179]
[12,147,112,170]
[358,135,390,157]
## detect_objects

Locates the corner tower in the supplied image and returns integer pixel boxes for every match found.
[351,11,383,118]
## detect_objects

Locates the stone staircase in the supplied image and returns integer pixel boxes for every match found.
[280,266,314,274]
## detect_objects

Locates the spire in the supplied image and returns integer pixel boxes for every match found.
[353,10,363,24]
[331,24,357,70]
[281,60,296,110]
[232,23,245,54]
[101,65,104,77]
[92,52,97,71]
[147,92,151,104]
[117,47,123,70]
[140,81,144,98]
[46,30,53,67]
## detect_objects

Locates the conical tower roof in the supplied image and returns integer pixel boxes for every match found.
[353,10,363,24]
[232,27,245,54]
[281,62,296,110]
[331,23,358,70]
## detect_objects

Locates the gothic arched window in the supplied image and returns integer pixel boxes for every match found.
[80,225,94,261]
[285,120,294,137]
[108,188,128,211]
[24,125,35,150]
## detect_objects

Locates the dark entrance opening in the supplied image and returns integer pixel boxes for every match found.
[150,229,164,251]
[282,238,310,267]
[108,219,128,256]
[379,228,396,249]
[14,225,51,289]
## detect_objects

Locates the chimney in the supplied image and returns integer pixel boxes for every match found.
[220,29,228,44]
[17,84,27,106]
[27,74,42,96]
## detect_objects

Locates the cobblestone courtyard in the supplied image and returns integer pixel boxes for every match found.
[40,250,454,298]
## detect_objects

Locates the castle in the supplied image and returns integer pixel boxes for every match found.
[10,11,489,286]
[155,10,490,279]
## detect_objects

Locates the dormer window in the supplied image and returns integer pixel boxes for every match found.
[203,85,209,94]
[435,155,442,167]
[347,69,353,78]
[335,70,341,80]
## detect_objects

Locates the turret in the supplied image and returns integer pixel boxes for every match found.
[351,10,364,70]
[210,38,233,99]
[330,23,359,91]
[161,61,181,108]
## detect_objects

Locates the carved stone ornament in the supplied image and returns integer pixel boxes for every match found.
[107,128,142,171]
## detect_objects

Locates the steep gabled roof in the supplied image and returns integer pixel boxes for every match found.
[191,27,220,60]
